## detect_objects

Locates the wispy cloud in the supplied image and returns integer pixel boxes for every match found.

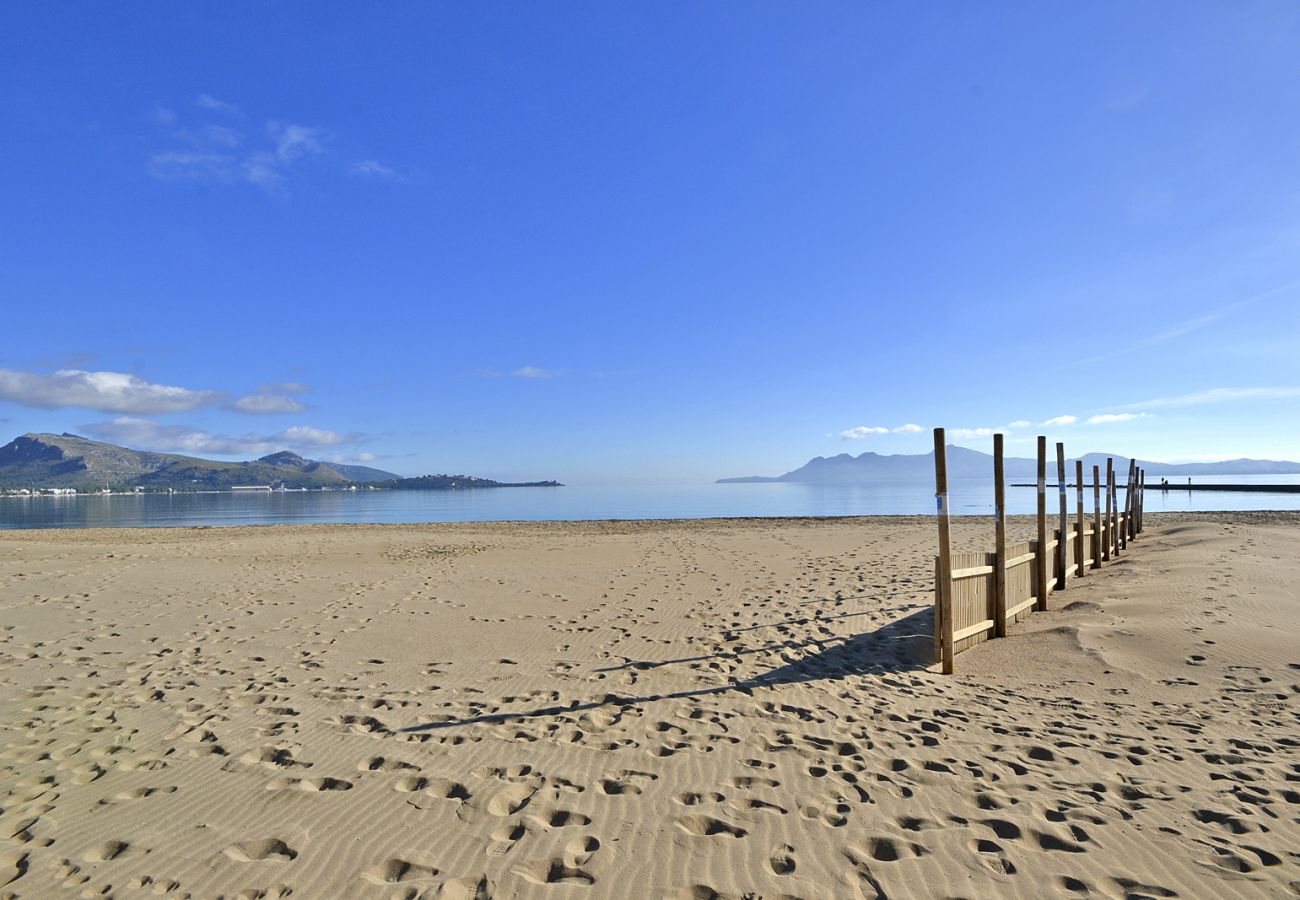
[0,369,221,414]
[945,419,1039,440]
[1073,277,1300,369]
[1085,412,1148,425]
[512,366,560,379]
[196,94,240,115]
[1042,415,1078,427]
[229,392,309,415]
[1119,386,1300,410]
[350,159,405,182]
[148,101,327,195]
[81,417,363,457]
[839,423,924,440]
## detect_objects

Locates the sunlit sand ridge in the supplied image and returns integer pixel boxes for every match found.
[1,513,1296,898]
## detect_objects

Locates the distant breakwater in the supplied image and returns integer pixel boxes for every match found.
[1012,483,1300,493]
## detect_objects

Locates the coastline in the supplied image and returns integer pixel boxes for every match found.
[1,512,1296,897]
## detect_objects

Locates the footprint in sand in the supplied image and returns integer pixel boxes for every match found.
[768,843,796,875]
[676,815,747,838]
[223,838,297,862]
[599,769,658,796]
[266,776,352,793]
[82,840,129,862]
[516,857,595,886]
[362,858,440,884]
[486,782,536,816]
[486,822,528,858]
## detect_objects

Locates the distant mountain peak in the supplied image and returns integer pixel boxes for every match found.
[0,433,399,489]
[717,446,1300,484]
[258,450,308,468]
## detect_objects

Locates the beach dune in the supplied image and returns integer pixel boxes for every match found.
[0,513,1296,898]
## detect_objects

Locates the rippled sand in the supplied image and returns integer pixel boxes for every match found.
[1,512,1296,898]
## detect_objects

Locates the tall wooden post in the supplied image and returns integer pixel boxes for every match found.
[1119,460,1131,551]
[1075,459,1086,578]
[993,433,1008,637]
[1107,459,1119,558]
[1127,460,1138,541]
[1091,464,1103,569]
[933,428,955,674]
[1055,442,1068,590]
[1137,468,1145,533]
[1036,436,1048,610]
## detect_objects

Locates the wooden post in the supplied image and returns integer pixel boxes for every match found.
[1128,460,1139,541]
[1135,468,1142,534]
[1092,464,1103,569]
[1138,468,1145,533]
[993,433,1007,637]
[1036,436,1048,610]
[1055,441,1067,591]
[933,428,955,674]
[1119,460,1131,551]
[1075,459,1086,578]
[1107,459,1118,558]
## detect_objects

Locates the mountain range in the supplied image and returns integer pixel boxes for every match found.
[0,433,401,490]
[717,447,1300,484]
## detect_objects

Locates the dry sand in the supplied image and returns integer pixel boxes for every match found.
[0,512,1296,899]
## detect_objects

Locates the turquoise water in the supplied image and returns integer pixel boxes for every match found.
[2,474,1299,529]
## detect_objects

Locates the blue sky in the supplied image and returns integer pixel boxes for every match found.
[2,3,1299,483]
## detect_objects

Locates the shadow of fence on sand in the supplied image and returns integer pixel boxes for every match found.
[399,605,936,734]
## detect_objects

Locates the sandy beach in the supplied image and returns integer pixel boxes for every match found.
[1,512,1297,899]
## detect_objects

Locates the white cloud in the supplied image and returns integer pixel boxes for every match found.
[242,152,287,192]
[840,426,889,439]
[197,124,244,149]
[275,425,350,446]
[1120,386,1300,410]
[839,423,925,440]
[1007,420,1031,429]
[950,427,996,439]
[512,366,559,379]
[196,94,240,115]
[269,122,325,162]
[81,417,362,457]
[148,104,327,194]
[323,451,377,464]
[0,369,222,414]
[1086,412,1148,425]
[229,393,309,415]
[147,151,235,181]
[260,381,310,395]
[350,159,402,181]
[1041,415,1078,427]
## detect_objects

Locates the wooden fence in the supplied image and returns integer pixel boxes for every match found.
[932,428,1146,673]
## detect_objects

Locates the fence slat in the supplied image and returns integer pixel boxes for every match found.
[1074,459,1087,577]
[993,433,1008,637]
[933,428,955,674]
[1036,436,1048,611]
[1092,464,1102,570]
[1106,458,1117,559]
[1055,442,1068,590]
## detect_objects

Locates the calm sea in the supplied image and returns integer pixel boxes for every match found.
[2,474,1299,530]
